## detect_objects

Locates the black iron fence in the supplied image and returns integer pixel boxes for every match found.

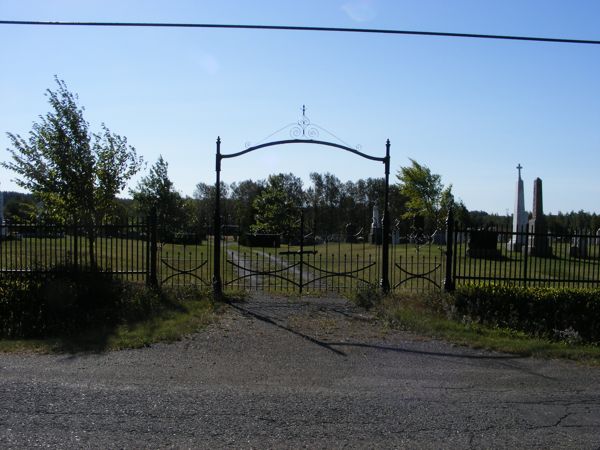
[447,220,600,289]
[3,215,600,293]
[0,219,153,283]
[222,237,380,293]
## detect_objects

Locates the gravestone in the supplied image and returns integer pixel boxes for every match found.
[242,233,281,248]
[345,223,358,244]
[369,205,382,245]
[526,178,552,257]
[507,164,528,251]
[570,236,589,258]
[468,228,501,258]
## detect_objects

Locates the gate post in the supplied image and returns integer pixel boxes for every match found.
[299,210,304,293]
[73,219,79,272]
[444,208,455,292]
[381,139,391,293]
[148,207,158,287]
[213,137,223,300]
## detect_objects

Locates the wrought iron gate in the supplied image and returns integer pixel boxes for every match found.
[212,107,391,297]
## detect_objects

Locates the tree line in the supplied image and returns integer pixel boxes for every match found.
[3,78,600,263]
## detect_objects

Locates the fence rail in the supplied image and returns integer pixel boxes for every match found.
[3,217,600,292]
[449,223,600,289]
[0,220,152,283]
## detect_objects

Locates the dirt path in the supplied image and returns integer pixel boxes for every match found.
[1,294,600,448]
[224,245,323,290]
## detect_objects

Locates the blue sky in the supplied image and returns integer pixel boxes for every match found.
[1,0,599,215]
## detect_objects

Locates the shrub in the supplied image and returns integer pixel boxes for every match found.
[453,285,600,343]
[349,283,384,310]
[0,266,163,339]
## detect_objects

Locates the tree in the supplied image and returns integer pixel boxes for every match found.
[2,78,143,265]
[307,172,343,234]
[251,173,305,237]
[396,159,455,234]
[229,179,265,232]
[131,155,187,241]
[194,181,230,226]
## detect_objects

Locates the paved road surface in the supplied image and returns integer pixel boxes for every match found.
[1,295,599,448]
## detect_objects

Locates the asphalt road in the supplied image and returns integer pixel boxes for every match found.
[1,295,600,449]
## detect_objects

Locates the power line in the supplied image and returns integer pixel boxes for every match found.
[1,20,599,45]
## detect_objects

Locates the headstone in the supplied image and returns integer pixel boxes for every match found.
[507,164,528,251]
[391,228,401,245]
[345,223,358,244]
[390,219,401,245]
[369,205,382,245]
[242,233,281,248]
[526,177,552,257]
[468,228,501,258]
[570,235,589,258]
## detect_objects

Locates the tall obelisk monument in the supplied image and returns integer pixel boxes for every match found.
[507,164,527,251]
[527,177,552,257]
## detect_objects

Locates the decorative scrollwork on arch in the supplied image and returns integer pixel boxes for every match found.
[243,105,363,149]
[290,105,319,139]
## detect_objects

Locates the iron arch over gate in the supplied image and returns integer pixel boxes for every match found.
[212,109,391,298]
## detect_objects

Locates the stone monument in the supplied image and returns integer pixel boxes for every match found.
[570,235,589,258]
[391,219,402,245]
[345,222,358,244]
[527,177,552,257]
[507,164,527,251]
[369,205,382,245]
[468,227,501,258]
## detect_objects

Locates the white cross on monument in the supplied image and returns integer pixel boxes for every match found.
[507,163,527,251]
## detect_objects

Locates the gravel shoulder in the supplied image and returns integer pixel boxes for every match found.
[1,294,600,448]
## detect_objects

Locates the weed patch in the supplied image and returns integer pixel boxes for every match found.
[377,291,600,365]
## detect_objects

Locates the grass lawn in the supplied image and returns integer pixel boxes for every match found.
[3,234,600,292]
[223,240,445,291]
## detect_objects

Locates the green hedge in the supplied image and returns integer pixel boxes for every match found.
[453,285,600,343]
[0,267,163,339]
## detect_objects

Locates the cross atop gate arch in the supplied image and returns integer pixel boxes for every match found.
[212,107,391,298]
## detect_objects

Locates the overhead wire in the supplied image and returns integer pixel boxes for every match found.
[1,20,599,46]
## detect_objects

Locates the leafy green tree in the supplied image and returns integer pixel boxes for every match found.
[194,181,231,226]
[230,179,265,232]
[4,196,38,224]
[131,155,187,241]
[251,173,305,237]
[2,78,142,265]
[397,159,455,233]
[307,172,343,234]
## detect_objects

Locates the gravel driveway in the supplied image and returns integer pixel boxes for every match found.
[1,294,600,449]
